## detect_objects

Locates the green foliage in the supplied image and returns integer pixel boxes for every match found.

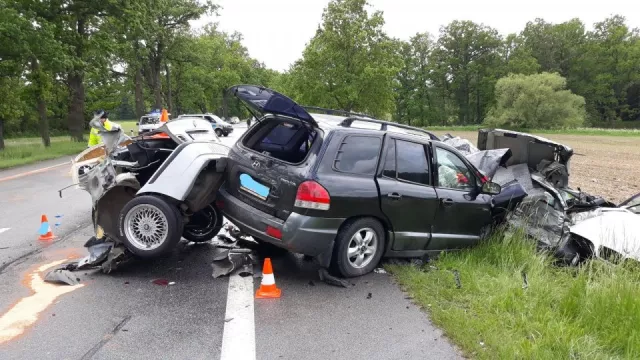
[390,232,640,359]
[485,72,586,129]
[286,0,401,117]
[0,138,86,169]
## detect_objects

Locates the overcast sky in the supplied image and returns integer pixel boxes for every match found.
[193,0,640,72]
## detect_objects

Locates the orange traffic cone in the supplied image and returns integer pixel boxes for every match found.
[160,108,169,123]
[38,214,56,241]
[256,258,281,299]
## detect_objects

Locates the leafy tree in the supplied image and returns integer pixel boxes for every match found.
[485,72,586,129]
[287,0,401,117]
[433,21,503,124]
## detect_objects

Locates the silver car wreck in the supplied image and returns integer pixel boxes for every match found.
[69,114,230,261]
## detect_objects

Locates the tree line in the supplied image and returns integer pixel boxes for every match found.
[1,0,639,150]
[278,0,640,129]
[0,0,278,149]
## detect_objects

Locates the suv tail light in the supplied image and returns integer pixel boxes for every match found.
[295,181,330,210]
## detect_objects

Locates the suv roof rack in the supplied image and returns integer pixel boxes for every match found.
[302,106,373,119]
[338,117,440,141]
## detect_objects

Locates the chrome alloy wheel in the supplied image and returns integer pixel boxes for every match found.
[347,227,378,269]
[123,204,169,250]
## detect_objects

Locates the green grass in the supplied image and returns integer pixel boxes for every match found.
[1,138,86,169]
[389,232,640,359]
[423,125,640,137]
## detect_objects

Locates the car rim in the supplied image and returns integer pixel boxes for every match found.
[347,228,378,269]
[185,205,217,236]
[124,204,169,251]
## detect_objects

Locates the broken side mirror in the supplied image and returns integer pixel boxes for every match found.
[482,181,501,195]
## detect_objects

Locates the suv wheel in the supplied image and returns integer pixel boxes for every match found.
[214,128,223,137]
[119,195,184,258]
[330,218,385,278]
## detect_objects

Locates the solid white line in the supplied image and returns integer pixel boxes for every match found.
[220,273,256,360]
[0,228,9,235]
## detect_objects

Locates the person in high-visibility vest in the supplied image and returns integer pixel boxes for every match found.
[87,110,116,147]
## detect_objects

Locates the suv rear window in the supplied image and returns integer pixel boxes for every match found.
[334,135,381,175]
[262,123,298,145]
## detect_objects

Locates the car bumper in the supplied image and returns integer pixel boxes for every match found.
[217,187,343,256]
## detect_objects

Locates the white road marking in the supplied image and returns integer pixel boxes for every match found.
[0,228,9,235]
[220,273,256,360]
[0,162,70,183]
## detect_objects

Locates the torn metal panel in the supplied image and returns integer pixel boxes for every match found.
[465,148,512,180]
[506,193,571,249]
[44,269,80,286]
[442,135,479,155]
[478,128,574,170]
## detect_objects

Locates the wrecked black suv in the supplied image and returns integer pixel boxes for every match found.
[218,85,517,277]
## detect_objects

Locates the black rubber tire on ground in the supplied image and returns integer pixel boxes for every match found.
[182,204,223,243]
[330,218,386,278]
[214,128,223,137]
[118,195,184,258]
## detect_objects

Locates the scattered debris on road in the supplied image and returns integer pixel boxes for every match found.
[44,269,79,286]
[318,268,349,288]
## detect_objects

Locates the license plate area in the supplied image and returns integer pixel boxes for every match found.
[239,173,270,200]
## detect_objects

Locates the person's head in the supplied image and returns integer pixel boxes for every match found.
[94,110,109,123]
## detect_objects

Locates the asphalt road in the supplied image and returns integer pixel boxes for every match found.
[0,123,460,360]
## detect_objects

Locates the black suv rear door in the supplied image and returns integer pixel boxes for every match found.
[376,136,438,251]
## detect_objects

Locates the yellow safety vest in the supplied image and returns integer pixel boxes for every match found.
[87,120,114,147]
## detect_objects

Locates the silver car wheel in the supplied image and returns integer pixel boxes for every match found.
[124,204,169,251]
[347,227,378,269]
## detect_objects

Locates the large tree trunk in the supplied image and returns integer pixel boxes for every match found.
[134,67,145,118]
[68,17,86,142]
[164,62,172,112]
[68,72,85,141]
[0,118,5,150]
[31,58,50,147]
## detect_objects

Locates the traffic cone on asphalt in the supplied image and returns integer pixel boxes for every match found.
[38,214,56,241]
[256,258,281,299]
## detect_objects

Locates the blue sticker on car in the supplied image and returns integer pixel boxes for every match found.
[239,174,270,200]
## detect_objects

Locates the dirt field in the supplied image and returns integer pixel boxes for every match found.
[434,131,640,204]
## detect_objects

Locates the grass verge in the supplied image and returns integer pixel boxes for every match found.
[0,140,86,169]
[389,233,640,359]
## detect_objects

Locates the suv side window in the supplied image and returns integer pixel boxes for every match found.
[334,135,381,175]
[396,140,430,185]
[382,139,430,185]
[435,147,476,191]
[205,116,216,123]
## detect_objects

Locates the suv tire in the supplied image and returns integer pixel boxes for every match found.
[330,218,385,278]
[118,195,184,258]
[182,204,223,243]
[214,128,223,137]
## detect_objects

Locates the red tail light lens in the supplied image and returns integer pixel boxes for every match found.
[295,181,330,210]
[266,226,282,239]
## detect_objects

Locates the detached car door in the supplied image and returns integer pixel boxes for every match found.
[429,145,493,250]
[376,137,439,251]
